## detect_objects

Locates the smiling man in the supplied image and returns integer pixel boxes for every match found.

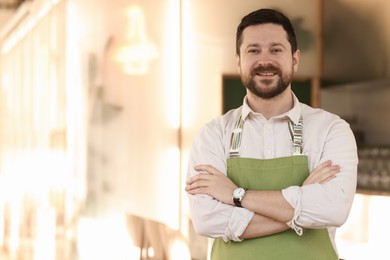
[186,9,358,260]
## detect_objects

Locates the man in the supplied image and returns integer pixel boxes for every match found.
[185,8,358,260]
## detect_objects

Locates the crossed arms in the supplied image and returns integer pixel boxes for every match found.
[186,161,340,239]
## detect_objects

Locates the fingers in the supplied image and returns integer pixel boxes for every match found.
[185,184,208,195]
[185,165,216,194]
[303,160,341,185]
[186,173,210,185]
[186,165,229,198]
[312,161,340,176]
[194,165,222,175]
[321,175,337,183]
[186,164,222,186]
[313,160,332,173]
[185,176,208,194]
[187,165,213,182]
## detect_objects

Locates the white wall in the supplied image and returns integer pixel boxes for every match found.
[66,0,182,229]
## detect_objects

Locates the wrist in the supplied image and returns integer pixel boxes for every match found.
[232,187,247,207]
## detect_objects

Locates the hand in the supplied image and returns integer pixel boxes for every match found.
[185,165,237,205]
[303,160,340,185]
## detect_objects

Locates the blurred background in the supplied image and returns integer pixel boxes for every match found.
[0,0,390,259]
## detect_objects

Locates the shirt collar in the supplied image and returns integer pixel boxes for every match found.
[241,92,302,124]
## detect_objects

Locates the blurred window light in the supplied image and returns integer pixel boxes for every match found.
[1,75,10,90]
[116,6,158,75]
[169,235,191,260]
[1,0,60,54]
[77,215,138,260]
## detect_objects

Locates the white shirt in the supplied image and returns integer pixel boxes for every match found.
[187,94,358,250]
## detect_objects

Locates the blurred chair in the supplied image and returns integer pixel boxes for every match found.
[126,214,191,260]
[126,214,147,259]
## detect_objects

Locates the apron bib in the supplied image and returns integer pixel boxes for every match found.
[211,115,337,260]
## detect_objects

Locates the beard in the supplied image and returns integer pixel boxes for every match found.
[241,63,293,99]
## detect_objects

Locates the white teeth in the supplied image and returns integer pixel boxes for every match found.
[259,72,275,76]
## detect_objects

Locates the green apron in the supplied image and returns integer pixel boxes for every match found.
[211,115,337,260]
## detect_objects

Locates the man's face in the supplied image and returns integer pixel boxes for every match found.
[237,23,299,99]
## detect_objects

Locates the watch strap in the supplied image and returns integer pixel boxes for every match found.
[233,188,247,207]
[233,197,243,207]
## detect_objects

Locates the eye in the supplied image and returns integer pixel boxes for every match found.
[248,48,259,54]
[271,48,283,54]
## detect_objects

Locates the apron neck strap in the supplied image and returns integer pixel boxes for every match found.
[229,114,304,158]
[229,115,244,157]
[289,115,303,156]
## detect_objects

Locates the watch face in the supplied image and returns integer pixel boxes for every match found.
[233,188,245,198]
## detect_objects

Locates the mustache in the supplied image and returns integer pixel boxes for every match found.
[252,64,281,75]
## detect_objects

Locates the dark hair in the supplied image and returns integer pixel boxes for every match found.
[236,8,297,55]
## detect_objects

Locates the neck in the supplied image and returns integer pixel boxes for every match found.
[246,88,294,119]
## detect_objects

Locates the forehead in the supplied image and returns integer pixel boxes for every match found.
[241,23,290,47]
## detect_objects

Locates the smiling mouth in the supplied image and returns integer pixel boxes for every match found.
[253,64,281,78]
[256,71,277,76]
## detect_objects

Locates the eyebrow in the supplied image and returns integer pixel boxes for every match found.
[245,42,287,49]
[270,43,286,48]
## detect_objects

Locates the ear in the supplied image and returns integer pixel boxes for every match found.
[236,54,241,73]
[292,49,300,72]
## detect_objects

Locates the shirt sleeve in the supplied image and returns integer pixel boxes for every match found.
[187,121,254,242]
[282,118,358,232]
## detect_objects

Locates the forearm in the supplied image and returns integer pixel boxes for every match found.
[240,213,289,239]
[189,194,254,241]
[283,181,356,228]
[241,190,294,223]
[284,119,359,228]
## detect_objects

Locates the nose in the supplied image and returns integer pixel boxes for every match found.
[256,59,274,68]
[256,51,273,65]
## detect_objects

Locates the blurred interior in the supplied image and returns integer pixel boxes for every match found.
[0,0,390,259]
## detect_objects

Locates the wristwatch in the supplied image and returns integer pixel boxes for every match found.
[232,187,246,207]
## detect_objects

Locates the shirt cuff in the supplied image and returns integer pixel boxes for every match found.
[223,207,254,242]
[282,186,303,236]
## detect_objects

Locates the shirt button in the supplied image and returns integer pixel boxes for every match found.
[266,150,272,155]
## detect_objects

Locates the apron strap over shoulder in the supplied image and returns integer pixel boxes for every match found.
[288,115,303,156]
[229,115,244,158]
[229,114,304,157]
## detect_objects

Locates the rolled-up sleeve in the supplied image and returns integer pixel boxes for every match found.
[282,117,358,232]
[189,193,254,241]
[187,119,254,241]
